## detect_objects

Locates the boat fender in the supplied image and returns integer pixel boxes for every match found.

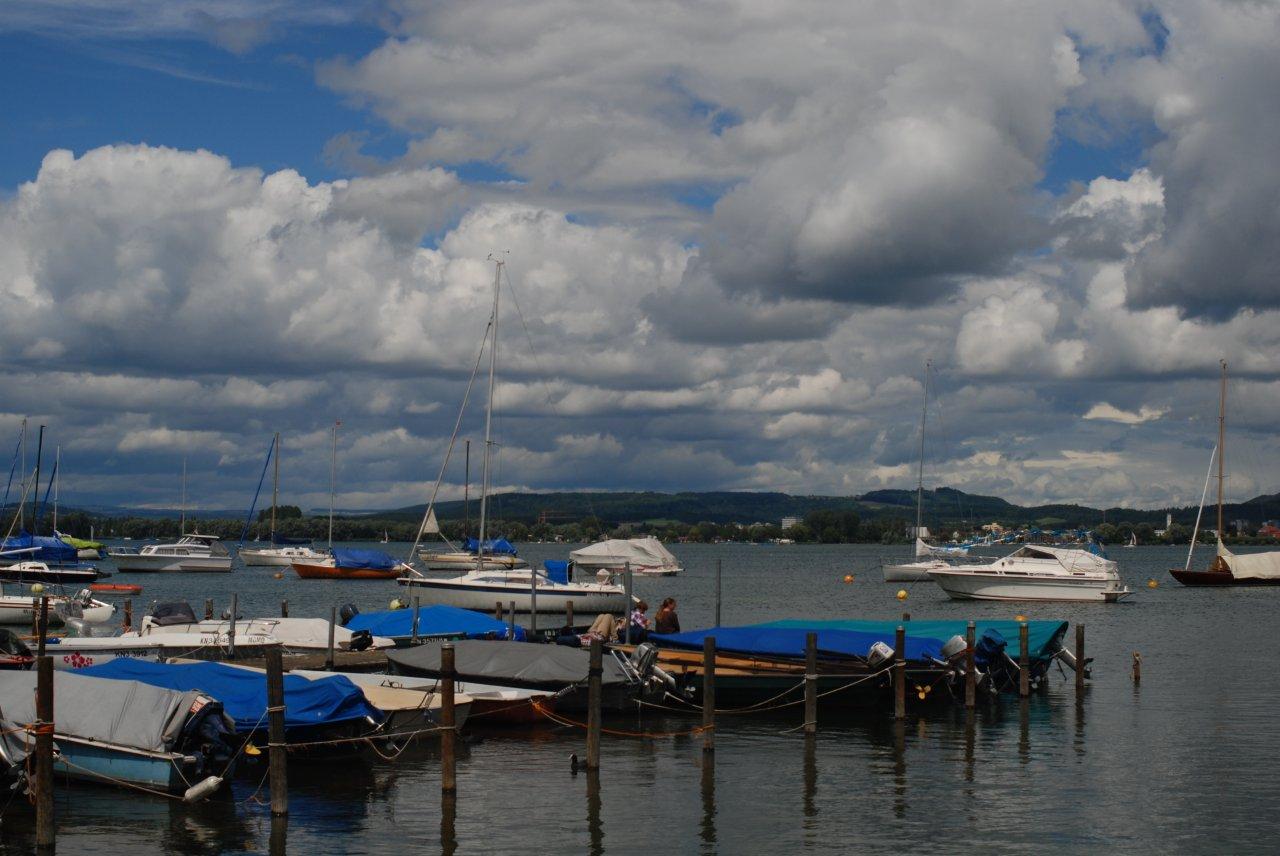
[183,776,223,803]
[338,603,360,626]
[348,629,374,652]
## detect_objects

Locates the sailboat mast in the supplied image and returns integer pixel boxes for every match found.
[464,439,471,538]
[915,360,929,537]
[31,425,44,534]
[329,421,339,548]
[477,258,502,566]
[18,418,25,530]
[53,445,59,532]
[271,432,280,539]
[180,457,187,535]
[1217,359,1226,539]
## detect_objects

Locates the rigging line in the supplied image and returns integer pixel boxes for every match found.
[406,312,495,567]
[237,437,275,548]
[3,468,37,543]
[1,426,21,514]
[926,364,968,530]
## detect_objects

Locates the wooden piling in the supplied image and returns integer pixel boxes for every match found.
[1132,651,1142,685]
[495,601,503,622]
[30,597,38,637]
[123,598,133,632]
[37,596,49,658]
[902,612,910,622]
[412,596,421,645]
[894,625,906,720]
[265,646,288,816]
[205,598,214,620]
[586,638,602,769]
[529,563,538,639]
[964,620,976,709]
[281,599,289,618]
[714,558,722,627]
[325,606,336,670]
[1075,624,1085,697]
[804,631,817,735]
[702,636,715,753]
[623,562,634,644]
[566,599,574,629]
[440,643,457,793]
[35,655,54,849]
[508,601,516,639]
[1018,622,1030,698]
[229,593,238,658]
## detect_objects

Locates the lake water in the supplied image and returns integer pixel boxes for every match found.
[3,542,1277,854]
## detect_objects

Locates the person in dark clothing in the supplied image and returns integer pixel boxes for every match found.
[654,597,680,635]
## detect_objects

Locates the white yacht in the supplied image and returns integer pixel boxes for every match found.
[927,544,1131,602]
[239,543,328,567]
[399,565,630,614]
[109,534,232,573]
[0,586,115,626]
[569,537,682,576]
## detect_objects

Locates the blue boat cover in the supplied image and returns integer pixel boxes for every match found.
[762,619,1069,663]
[0,531,77,564]
[651,625,945,662]
[462,537,518,555]
[331,548,398,570]
[77,659,383,734]
[347,604,526,641]
[544,560,569,584]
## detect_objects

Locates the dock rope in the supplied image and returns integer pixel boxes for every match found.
[530,699,711,738]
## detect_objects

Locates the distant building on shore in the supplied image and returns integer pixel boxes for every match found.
[781,516,801,530]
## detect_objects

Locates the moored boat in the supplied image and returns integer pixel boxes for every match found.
[293,547,410,580]
[927,544,1131,602]
[398,562,629,614]
[570,536,682,576]
[110,534,233,573]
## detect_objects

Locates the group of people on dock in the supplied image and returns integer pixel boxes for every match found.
[558,596,680,646]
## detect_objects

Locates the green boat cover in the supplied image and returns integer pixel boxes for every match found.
[59,535,105,551]
[762,619,1069,663]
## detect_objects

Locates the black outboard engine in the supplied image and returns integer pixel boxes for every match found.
[338,603,360,626]
[348,629,374,652]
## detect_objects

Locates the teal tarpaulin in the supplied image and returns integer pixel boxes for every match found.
[762,619,1069,663]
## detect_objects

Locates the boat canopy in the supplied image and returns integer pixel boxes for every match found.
[544,560,570,584]
[78,659,383,734]
[387,639,631,688]
[0,669,224,753]
[54,533,105,552]
[346,604,525,641]
[652,625,945,662]
[0,531,77,564]
[1216,540,1280,580]
[1001,544,1115,571]
[331,548,399,570]
[462,537,518,556]
[570,537,679,570]
[763,619,1069,664]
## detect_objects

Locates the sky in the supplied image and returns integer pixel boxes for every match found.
[1,0,1279,516]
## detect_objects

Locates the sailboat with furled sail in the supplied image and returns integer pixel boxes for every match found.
[238,433,327,567]
[1171,361,1280,586]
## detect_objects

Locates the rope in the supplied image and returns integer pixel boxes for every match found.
[530,699,710,738]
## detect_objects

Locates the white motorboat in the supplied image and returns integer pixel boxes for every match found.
[110,534,232,573]
[0,586,114,626]
[569,537,682,576]
[239,544,328,567]
[399,566,629,614]
[136,602,394,650]
[927,544,1132,602]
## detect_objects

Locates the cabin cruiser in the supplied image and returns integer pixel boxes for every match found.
[569,537,682,576]
[0,559,105,586]
[109,534,232,573]
[0,585,115,626]
[927,544,1131,602]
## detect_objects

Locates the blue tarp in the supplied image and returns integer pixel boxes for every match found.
[346,604,525,642]
[651,625,945,662]
[462,537,518,556]
[544,560,569,584]
[331,548,399,570]
[762,619,1069,663]
[78,659,383,734]
[0,531,77,565]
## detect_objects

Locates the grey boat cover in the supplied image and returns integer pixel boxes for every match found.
[387,640,631,689]
[0,670,202,754]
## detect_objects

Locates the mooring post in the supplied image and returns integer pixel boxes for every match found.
[35,655,54,849]
[265,646,288,816]
[566,599,574,630]
[530,563,538,639]
[205,598,214,620]
[441,643,457,794]
[1075,624,1085,697]
[894,625,906,720]
[412,596,421,645]
[702,636,716,753]
[1132,651,1142,685]
[902,612,910,622]
[281,599,289,618]
[495,601,504,622]
[804,631,818,735]
[623,562,633,645]
[229,593,238,659]
[37,596,49,658]
[964,621,977,709]
[508,601,516,639]
[325,606,337,670]
[1018,622,1030,698]
[30,597,38,637]
[714,558,722,627]
[586,638,602,769]
[123,597,133,632]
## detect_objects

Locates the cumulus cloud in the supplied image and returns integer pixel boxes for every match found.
[1083,403,1168,425]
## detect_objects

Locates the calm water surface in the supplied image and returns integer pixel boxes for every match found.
[3,542,1277,854]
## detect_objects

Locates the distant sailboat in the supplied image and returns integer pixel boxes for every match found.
[239,434,326,567]
[1124,532,1137,548]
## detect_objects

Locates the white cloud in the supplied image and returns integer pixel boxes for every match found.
[1083,403,1168,425]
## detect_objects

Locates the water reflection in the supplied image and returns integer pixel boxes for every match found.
[268,815,287,856]
[803,735,818,819]
[440,791,457,856]
[586,768,603,856]
[1018,698,1030,763]
[892,720,907,818]
[963,708,976,785]
[699,757,716,850]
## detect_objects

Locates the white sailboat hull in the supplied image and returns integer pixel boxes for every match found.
[927,569,1132,602]
[882,559,950,583]
[398,576,629,614]
[416,551,529,571]
[239,547,327,567]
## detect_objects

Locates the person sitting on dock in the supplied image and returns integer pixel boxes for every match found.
[583,612,618,644]
[654,597,680,635]
[628,600,651,642]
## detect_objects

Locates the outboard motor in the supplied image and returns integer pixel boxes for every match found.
[630,642,659,678]
[1054,645,1092,678]
[866,640,895,670]
[338,603,360,626]
[348,629,374,652]
[941,635,968,661]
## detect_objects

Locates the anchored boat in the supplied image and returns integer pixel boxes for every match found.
[927,544,1131,602]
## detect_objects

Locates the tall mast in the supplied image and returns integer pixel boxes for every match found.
[477,257,503,567]
[18,419,25,530]
[180,457,187,535]
[464,438,471,538]
[1217,359,1226,539]
[31,425,44,534]
[270,432,280,539]
[329,421,339,548]
[53,445,59,533]
[915,360,929,538]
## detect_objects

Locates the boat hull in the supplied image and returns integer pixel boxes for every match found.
[293,562,402,580]
[53,737,197,793]
[397,577,628,613]
[417,552,529,571]
[1169,568,1280,586]
[240,548,327,567]
[110,554,232,573]
[0,565,104,585]
[929,570,1131,602]
[882,561,946,583]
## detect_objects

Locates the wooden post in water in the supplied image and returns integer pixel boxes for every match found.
[1018,622,1030,698]
[1074,624,1085,697]
[894,625,906,720]
[586,638,602,769]
[529,562,538,639]
[623,562,633,645]
[205,598,214,620]
[508,601,516,639]
[265,646,288,816]
[325,606,337,670]
[440,643,457,794]
[1132,651,1142,685]
[412,596,421,645]
[702,636,716,754]
[37,596,49,658]
[35,655,54,849]
[495,601,504,622]
[964,621,977,709]
[714,559,722,627]
[229,593,238,659]
[566,599,574,630]
[804,631,817,735]
[281,599,289,618]
[30,597,38,637]
[124,598,133,632]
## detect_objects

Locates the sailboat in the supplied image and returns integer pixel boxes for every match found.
[239,434,327,567]
[1170,361,1280,586]
[110,460,232,573]
[882,361,969,582]
[398,257,628,614]
[292,422,409,580]
[1124,532,1138,548]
